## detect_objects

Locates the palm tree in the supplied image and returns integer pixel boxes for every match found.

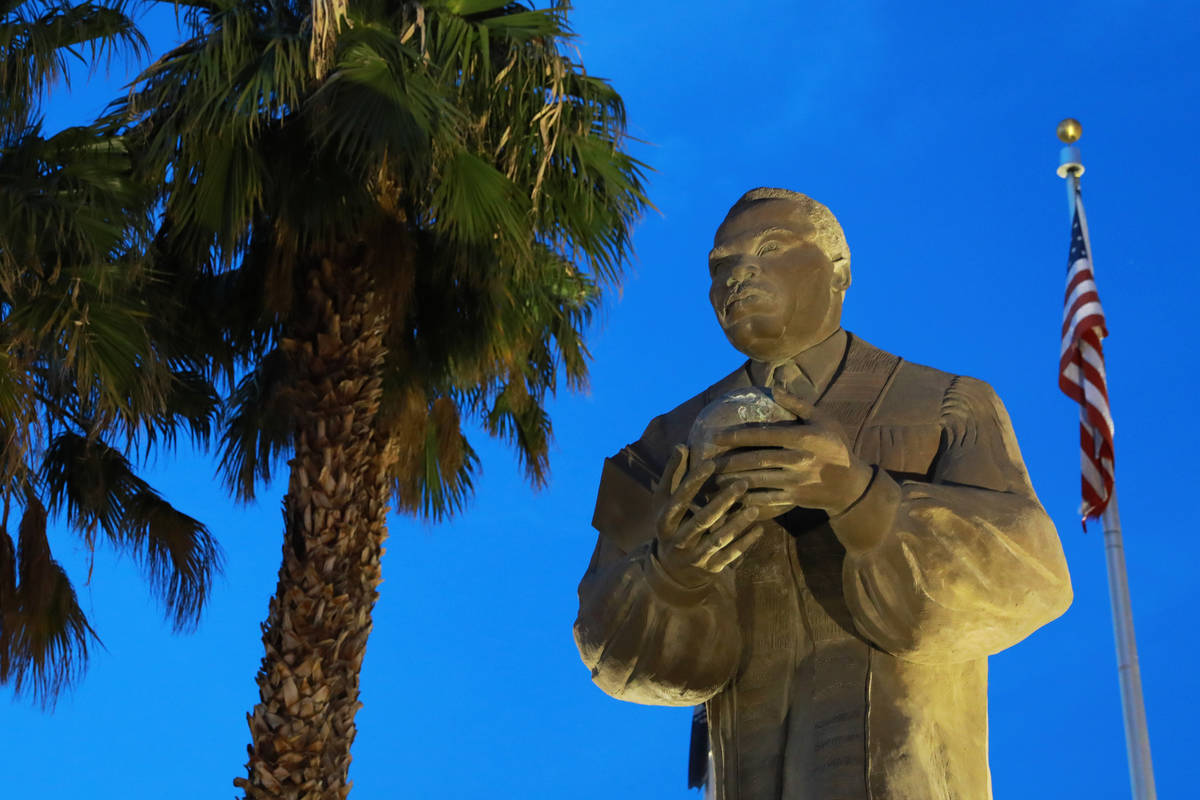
[0,0,223,705]
[122,0,648,796]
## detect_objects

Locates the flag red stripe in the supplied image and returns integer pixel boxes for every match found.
[1065,261,1095,296]
[1062,291,1102,330]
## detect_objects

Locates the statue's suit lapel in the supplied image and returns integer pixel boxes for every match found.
[814,333,902,452]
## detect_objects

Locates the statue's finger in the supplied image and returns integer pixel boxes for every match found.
[714,469,814,491]
[674,458,716,504]
[704,526,765,572]
[659,459,716,536]
[674,478,746,548]
[696,505,760,553]
[670,445,692,494]
[735,488,801,508]
[767,388,815,419]
[715,448,813,473]
[710,425,805,450]
[653,444,687,502]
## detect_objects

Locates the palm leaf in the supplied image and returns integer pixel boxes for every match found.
[0,526,18,683]
[122,489,220,631]
[10,496,95,705]
[386,389,479,520]
[217,347,295,502]
[40,433,223,630]
[442,0,517,17]
[432,148,530,247]
[0,0,146,134]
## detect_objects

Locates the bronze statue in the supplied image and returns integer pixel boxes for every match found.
[573,188,1073,799]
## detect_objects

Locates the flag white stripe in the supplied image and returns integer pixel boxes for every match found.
[1078,345,1115,432]
[1062,300,1101,334]
[1065,256,1093,288]
[1067,368,1114,431]
[1085,395,1115,435]
[1078,339,1109,381]
[1081,443,1107,488]
[1065,300,1106,330]
[1062,355,1111,390]
[1063,271,1101,317]
[1061,303,1107,354]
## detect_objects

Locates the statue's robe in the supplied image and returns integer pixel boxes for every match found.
[574,331,1072,800]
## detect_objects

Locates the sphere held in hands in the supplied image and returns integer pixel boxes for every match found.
[687,386,798,519]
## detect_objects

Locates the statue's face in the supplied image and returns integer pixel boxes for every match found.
[708,199,848,363]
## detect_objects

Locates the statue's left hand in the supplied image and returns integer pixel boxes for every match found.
[710,389,873,516]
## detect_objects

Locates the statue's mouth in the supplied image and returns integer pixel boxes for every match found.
[724,288,764,316]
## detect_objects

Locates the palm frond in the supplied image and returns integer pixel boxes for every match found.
[442,0,520,18]
[0,526,18,683]
[476,7,559,38]
[0,0,146,134]
[0,349,37,486]
[432,148,530,249]
[40,433,223,630]
[9,496,95,706]
[121,489,221,631]
[217,348,295,502]
[386,389,479,520]
[0,124,151,285]
[308,23,448,165]
[483,376,550,486]
[7,263,167,432]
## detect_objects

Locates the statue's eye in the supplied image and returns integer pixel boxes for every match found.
[756,241,779,256]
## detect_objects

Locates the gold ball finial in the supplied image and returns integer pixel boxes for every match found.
[1057,118,1082,144]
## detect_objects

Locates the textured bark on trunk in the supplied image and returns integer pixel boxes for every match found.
[236,260,391,800]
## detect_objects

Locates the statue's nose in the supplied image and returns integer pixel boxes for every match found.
[727,260,757,286]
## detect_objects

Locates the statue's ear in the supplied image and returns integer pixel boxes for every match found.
[831,257,851,291]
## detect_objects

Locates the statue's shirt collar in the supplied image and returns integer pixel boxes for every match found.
[748,328,848,401]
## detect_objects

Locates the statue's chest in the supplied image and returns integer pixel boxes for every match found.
[732,515,857,665]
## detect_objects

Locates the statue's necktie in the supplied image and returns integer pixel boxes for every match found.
[765,360,818,404]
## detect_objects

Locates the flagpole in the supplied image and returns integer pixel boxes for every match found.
[1056,118,1157,800]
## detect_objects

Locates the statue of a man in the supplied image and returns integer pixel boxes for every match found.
[573,188,1072,799]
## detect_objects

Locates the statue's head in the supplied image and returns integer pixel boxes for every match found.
[708,188,850,363]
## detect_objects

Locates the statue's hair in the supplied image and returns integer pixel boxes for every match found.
[726,187,849,268]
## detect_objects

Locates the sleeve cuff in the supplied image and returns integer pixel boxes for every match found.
[829,466,902,555]
[640,542,718,606]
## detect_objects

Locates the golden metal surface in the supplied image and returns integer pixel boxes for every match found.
[1057,118,1083,144]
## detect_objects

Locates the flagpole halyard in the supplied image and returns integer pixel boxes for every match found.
[1056,119,1156,800]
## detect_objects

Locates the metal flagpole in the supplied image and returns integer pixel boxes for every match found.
[1056,119,1157,800]
[1100,490,1156,800]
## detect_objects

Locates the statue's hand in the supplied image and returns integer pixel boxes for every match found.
[710,389,873,516]
[652,444,764,587]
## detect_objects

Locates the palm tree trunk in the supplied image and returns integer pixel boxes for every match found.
[236,260,391,800]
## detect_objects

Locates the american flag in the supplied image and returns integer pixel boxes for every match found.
[1058,184,1115,520]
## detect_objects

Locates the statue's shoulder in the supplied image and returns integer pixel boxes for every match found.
[849,333,1001,429]
[849,335,1007,476]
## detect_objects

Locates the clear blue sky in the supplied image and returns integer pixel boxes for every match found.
[5,1,1198,798]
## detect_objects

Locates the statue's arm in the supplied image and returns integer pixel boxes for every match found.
[833,376,1073,664]
[572,456,742,707]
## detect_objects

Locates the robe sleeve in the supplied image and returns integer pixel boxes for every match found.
[572,455,742,707]
[832,376,1073,664]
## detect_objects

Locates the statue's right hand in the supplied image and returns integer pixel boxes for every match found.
[653,444,764,587]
